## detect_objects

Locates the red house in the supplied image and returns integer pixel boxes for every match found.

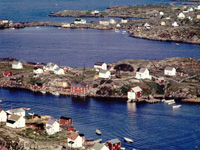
[105,139,121,150]
[1,71,12,77]
[34,83,42,90]
[60,116,73,126]
[71,82,89,95]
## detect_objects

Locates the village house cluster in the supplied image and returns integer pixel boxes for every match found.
[0,107,125,150]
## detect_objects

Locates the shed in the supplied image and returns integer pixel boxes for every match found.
[71,82,90,95]
[60,116,73,126]
[127,86,142,100]
[12,61,23,69]
[164,66,176,76]
[94,62,107,71]
[105,138,121,150]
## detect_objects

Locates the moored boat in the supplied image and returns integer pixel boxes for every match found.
[23,107,31,110]
[168,101,175,105]
[41,91,46,94]
[173,105,182,109]
[52,92,60,96]
[124,137,133,143]
[165,99,175,103]
[120,147,125,150]
[96,129,101,135]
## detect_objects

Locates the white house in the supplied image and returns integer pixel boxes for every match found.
[33,68,43,74]
[12,61,23,69]
[6,114,25,128]
[6,108,25,117]
[43,62,58,72]
[135,68,151,80]
[178,12,185,19]
[68,132,83,148]
[74,18,86,24]
[109,19,116,24]
[127,86,142,100]
[144,23,150,29]
[164,66,176,76]
[99,19,109,26]
[172,22,179,27]
[0,109,7,122]
[99,70,111,79]
[94,62,107,71]
[46,118,60,135]
[54,68,65,75]
[160,11,164,16]
[92,143,109,150]
[121,18,128,24]
[116,24,121,28]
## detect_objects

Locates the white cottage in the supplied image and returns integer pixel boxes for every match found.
[6,114,25,128]
[135,68,151,80]
[94,62,107,71]
[54,68,65,75]
[33,68,43,74]
[127,86,142,100]
[164,66,176,76]
[121,18,128,24]
[0,109,7,122]
[109,19,116,24]
[43,62,58,72]
[178,12,185,19]
[99,70,111,79]
[12,61,23,69]
[68,132,83,148]
[46,118,60,135]
[99,19,109,26]
[92,143,109,150]
[172,22,179,27]
[74,18,86,24]
[6,108,25,117]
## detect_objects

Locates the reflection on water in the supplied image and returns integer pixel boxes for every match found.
[127,102,136,112]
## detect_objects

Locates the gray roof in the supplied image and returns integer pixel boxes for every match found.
[47,118,57,125]
[94,62,105,66]
[99,69,109,74]
[137,68,147,73]
[71,82,87,88]
[107,138,121,144]
[165,66,175,71]
[6,108,25,114]
[8,114,21,121]
[93,143,105,150]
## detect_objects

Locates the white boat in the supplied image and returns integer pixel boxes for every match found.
[23,107,31,111]
[96,129,101,135]
[120,147,125,150]
[124,137,133,143]
[168,101,175,105]
[41,91,46,94]
[122,30,127,34]
[115,29,120,32]
[165,99,175,103]
[161,99,165,102]
[0,100,2,102]
[52,92,60,96]
[173,105,182,109]
[28,112,34,116]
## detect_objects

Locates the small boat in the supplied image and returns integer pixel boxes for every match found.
[120,147,125,150]
[40,91,46,94]
[173,105,182,109]
[28,112,34,116]
[52,92,60,96]
[0,100,2,102]
[96,129,101,135]
[23,107,31,111]
[122,30,127,34]
[161,99,165,102]
[115,29,120,32]
[168,101,175,105]
[165,99,175,103]
[124,137,133,143]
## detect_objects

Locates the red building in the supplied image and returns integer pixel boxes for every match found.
[71,82,89,95]
[34,83,42,90]
[1,71,12,77]
[105,139,121,150]
[60,116,73,126]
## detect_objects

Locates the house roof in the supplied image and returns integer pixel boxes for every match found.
[6,108,25,114]
[107,138,121,144]
[137,68,147,73]
[54,67,60,71]
[8,114,21,122]
[93,143,106,150]
[94,62,105,66]
[99,69,109,74]
[12,61,20,65]
[47,118,57,125]
[68,132,79,140]
[165,66,175,71]
[71,82,87,88]
[131,86,142,93]
[60,116,72,120]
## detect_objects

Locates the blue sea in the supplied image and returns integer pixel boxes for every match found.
[0,0,200,149]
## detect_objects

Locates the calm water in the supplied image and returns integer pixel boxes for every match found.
[0,27,200,67]
[1,0,200,149]
[0,88,200,150]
